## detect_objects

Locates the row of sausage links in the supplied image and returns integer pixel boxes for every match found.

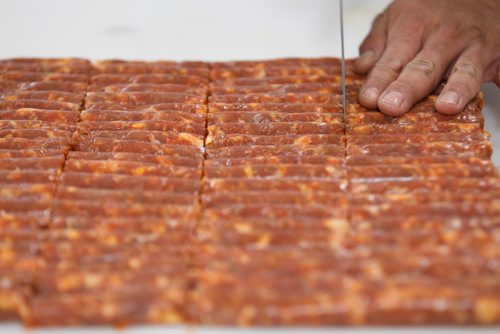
[46,159,496,180]
[1,58,208,76]
[205,132,489,149]
[204,95,478,113]
[203,176,500,194]
[203,141,491,159]
[0,71,209,90]
[196,220,498,250]
[1,91,86,103]
[206,110,477,124]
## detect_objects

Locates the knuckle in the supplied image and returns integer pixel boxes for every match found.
[388,80,414,95]
[453,60,481,80]
[466,25,486,43]
[439,20,466,39]
[373,58,406,76]
[392,16,424,39]
[405,58,437,81]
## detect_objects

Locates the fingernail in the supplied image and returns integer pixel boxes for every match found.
[439,91,460,105]
[381,91,404,107]
[362,87,379,101]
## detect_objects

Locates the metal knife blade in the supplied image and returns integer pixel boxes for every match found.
[339,0,346,114]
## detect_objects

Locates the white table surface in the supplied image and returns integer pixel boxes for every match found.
[0,0,498,333]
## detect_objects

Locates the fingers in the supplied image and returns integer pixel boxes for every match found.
[436,44,487,114]
[355,13,388,74]
[358,18,424,109]
[377,25,467,116]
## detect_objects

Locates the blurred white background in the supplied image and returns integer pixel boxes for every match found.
[0,0,498,333]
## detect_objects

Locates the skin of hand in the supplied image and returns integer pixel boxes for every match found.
[355,0,500,116]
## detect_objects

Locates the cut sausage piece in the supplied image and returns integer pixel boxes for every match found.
[64,160,201,179]
[92,63,208,77]
[347,142,492,159]
[347,132,489,145]
[0,71,89,83]
[88,83,206,95]
[202,191,347,208]
[206,134,345,148]
[75,138,203,157]
[0,63,90,74]
[0,120,75,131]
[350,201,500,220]
[346,110,482,125]
[206,155,344,167]
[0,170,58,184]
[0,100,80,111]
[208,123,344,135]
[0,129,71,139]
[347,155,492,166]
[208,103,341,113]
[0,157,64,171]
[210,75,344,87]
[90,73,207,87]
[26,288,187,326]
[0,183,56,200]
[207,144,344,159]
[211,57,343,68]
[204,204,343,221]
[205,164,345,179]
[210,82,342,95]
[72,130,203,147]
[49,215,194,231]
[76,120,205,135]
[210,66,343,80]
[0,109,79,123]
[0,149,65,159]
[0,198,52,213]
[67,151,200,167]
[197,228,348,248]
[207,112,343,124]
[202,178,347,193]
[80,109,205,123]
[95,59,206,68]
[60,172,199,193]
[0,138,70,150]
[348,162,497,179]
[56,186,197,205]
[347,122,481,135]
[350,191,500,206]
[349,177,500,194]
[0,80,87,94]
[198,217,343,232]
[2,91,84,104]
[209,93,341,104]
[85,92,205,106]
[52,199,196,218]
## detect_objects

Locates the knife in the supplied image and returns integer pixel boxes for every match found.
[339,0,346,114]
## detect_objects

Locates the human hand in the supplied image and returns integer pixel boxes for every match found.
[355,0,500,116]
